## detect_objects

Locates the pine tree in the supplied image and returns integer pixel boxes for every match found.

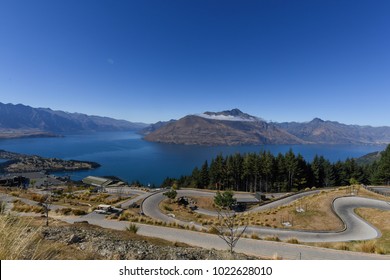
[375,145,390,185]
[200,160,210,188]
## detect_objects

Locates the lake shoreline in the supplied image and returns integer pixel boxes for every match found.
[0,131,386,185]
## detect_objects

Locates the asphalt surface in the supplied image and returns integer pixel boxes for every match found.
[141,189,390,242]
[60,214,390,260]
[243,196,390,242]
[2,189,390,260]
[141,189,318,225]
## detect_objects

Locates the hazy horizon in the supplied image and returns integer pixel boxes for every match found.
[2,101,390,128]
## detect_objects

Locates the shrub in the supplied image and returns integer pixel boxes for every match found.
[9,192,20,197]
[56,208,72,215]
[286,238,299,244]
[251,233,260,240]
[31,194,45,203]
[163,189,177,200]
[358,241,377,253]
[335,243,349,251]
[126,223,139,234]
[208,227,219,234]
[264,235,280,242]
[375,245,386,255]
[12,200,43,213]
[72,209,87,216]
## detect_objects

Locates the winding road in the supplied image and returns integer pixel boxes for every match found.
[141,189,390,242]
[1,188,390,260]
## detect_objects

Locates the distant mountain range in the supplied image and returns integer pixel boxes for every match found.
[275,118,390,145]
[2,104,390,145]
[144,109,390,146]
[0,102,147,138]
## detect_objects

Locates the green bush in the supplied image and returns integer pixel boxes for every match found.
[126,223,139,234]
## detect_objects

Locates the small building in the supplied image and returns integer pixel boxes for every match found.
[82,176,127,192]
[234,195,260,212]
[82,176,113,192]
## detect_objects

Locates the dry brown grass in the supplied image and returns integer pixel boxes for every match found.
[0,214,186,259]
[0,215,99,260]
[188,196,216,211]
[354,208,390,254]
[54,207,87,216]
[159,199,208,222]
[241,187,389,231]
[264,235,281,242]
[304,208,389,254]
[12,200,44,213]
[158,187,389,233]
[286,237,300,244]
[207,189,345,231]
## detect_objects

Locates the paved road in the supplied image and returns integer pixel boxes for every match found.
[141,189,258,230]
[60,214,390,260]
[141,189,318,224]
[2,190,390,259]
[243,196,390,242]
[249,189,320,212]
[119,192,152,209]
[367,186,390,196]
[141,189,390,242]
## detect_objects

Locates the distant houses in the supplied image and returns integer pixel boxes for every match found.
[0,175,29,188]
[0,172,63,188]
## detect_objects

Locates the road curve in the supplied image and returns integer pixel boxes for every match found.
[60,214,390,260]
[142,189,319,224]
[243,197,390,242]
[2,192,389,259]
[142,190,390,243]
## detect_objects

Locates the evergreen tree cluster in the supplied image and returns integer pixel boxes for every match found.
[162,145,390,192]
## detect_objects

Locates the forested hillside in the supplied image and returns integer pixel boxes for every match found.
[162,145,390,192]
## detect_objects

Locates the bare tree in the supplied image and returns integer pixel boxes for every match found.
[41,194,52,226]
[213,191,248,254]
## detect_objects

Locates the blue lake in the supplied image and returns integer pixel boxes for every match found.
[0,131,386,185]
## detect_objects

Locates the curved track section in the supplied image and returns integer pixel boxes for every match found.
[244,197,390,242]
[142,190,390,242]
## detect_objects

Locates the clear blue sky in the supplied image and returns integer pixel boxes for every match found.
[1,0,389,125]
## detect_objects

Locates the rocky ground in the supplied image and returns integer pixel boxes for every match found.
[40,222,259,260]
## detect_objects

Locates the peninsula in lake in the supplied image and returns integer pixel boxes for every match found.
[0,150,100,173]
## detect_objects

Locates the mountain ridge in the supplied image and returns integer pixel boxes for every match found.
[144,109,390,146]
[0,102,147,138]
[144,109,306,145]
[275,118,390,144]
